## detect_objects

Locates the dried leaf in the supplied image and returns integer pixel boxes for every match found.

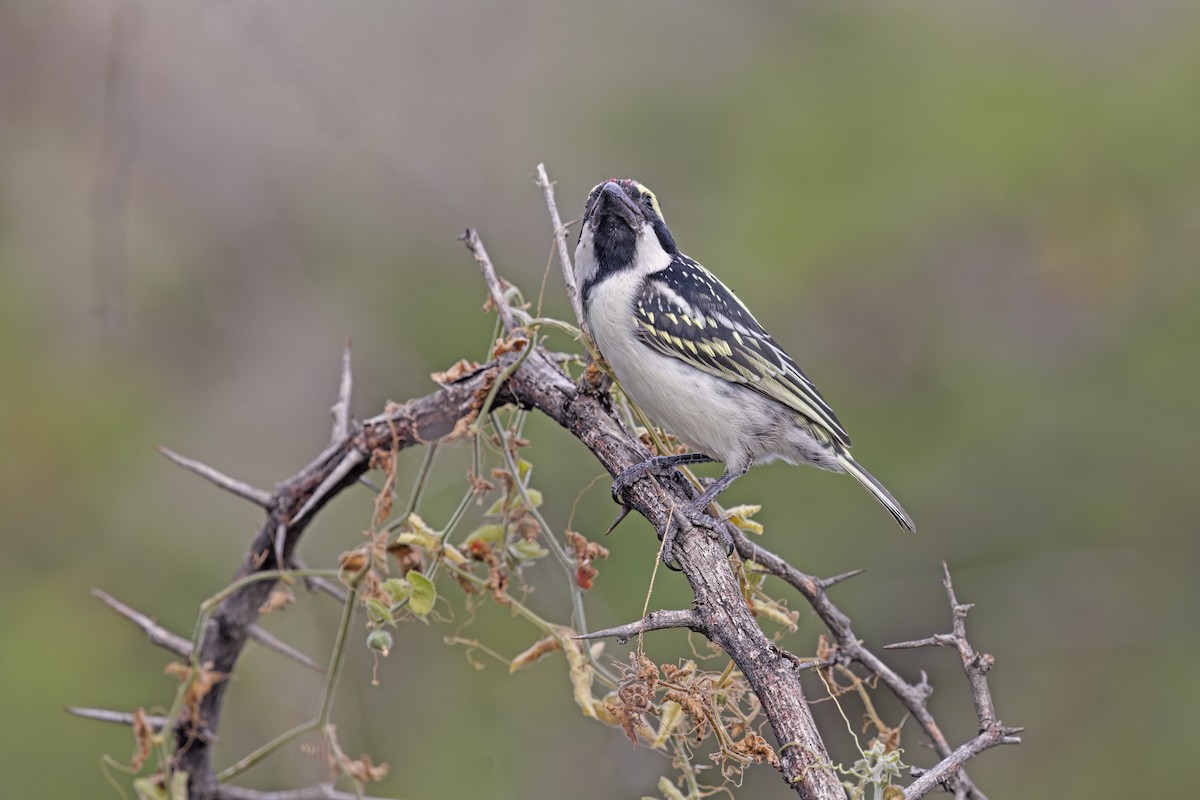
[430,358,480,385]
[650,700,682,749]
[567,530,609,590]
[259,587,296,615]
[491,336,528,357]
[386,543,425,576]
[339,752,390,784]
[728,731,778,768]
[749,596,799,631]
[130,707,153,772]
[164,661,227,724]
[338,549,368,574]
[509,635,562,673]
[560,629,600,719]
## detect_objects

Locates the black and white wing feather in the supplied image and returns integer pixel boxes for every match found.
[634,255,851,447]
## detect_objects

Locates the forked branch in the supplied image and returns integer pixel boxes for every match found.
[76,164,1013,800]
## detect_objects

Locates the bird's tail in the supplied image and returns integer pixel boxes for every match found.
[835,452,916,533]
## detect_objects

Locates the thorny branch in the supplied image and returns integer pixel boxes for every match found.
[732,534,1022,799]
[75,165,1015,800]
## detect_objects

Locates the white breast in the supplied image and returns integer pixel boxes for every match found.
[575,224,842,475]
[577,224,749,465]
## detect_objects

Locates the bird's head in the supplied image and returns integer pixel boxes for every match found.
[576,179,677,289]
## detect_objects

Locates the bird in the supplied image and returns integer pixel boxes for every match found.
[573,178,915,566]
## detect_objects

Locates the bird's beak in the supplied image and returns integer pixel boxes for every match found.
[591,181,642,229]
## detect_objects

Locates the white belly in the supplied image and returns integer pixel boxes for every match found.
[584,270,840,474]
[574,222,841,475]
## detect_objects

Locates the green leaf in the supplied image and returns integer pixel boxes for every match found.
[726,504,764,535]
[509,539,550,561]
[517,458,534,483]
[364,598,394,625]
[523,488,544,508]
[408,571,437,618]
[395,513,442,551]
[169,772,189,800]
[383,578,411,603]
[464,523,505,546]
[485,486,542,515]
[134,778,167,800]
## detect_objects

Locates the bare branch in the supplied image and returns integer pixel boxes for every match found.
[575,609,704,643]
[820,568,865,589]
[534,163,581,325]
[247,625,324,674]
[734,533,992,799]
[66,706,166,730]
[330,340,353,443]
[99,173,1012,800]
[500,357,844,798]
[892,562,1019,799]
[163,355,517,800]
[290,449,366,526]
[940,562,999,729]
[273,523,288,581]
[156,445,271,508]
[885,561,1017,800]
[884,634,957,651]
[460,228,519,335]
[290,558,348,603]
[92,588,191,657]
[905,725,1023,800]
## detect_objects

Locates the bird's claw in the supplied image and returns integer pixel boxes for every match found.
[684,504,736,557]
[657,502,735,569]
[610,461,651,506]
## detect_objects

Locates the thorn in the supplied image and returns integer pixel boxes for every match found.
[290,449,366,526]
[882,634,954,650]
[92,588,192,657]
[357,476,382,493]
[330,339,353,444]
[290,558,348,602]
[66,707,166,729]
[574,609,703,643]
[274,523,287,572]
[247,625,324,674]
[941,560,960,607]
[779,649,834,672]
[156,445,271,508]
[819,568,865,589]
[307,576,348,603]
[603,506,631,536]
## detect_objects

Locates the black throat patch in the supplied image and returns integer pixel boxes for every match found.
[581,217,638,309]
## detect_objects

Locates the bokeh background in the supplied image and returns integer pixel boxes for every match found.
[2,2,1197,797]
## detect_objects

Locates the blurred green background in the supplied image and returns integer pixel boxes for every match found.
[2,1,1197,797]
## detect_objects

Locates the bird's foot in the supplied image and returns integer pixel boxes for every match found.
[611,457,668,506]
[610,453,713,507]
[658,501,735,570]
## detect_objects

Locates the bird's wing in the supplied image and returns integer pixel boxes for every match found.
[634,255,851,447]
